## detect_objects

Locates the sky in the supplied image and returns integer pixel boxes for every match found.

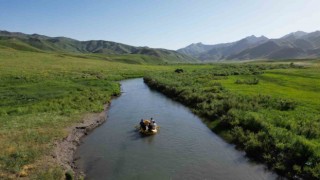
[1,0,320,50]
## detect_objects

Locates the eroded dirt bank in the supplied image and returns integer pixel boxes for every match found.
[53,104,109,179]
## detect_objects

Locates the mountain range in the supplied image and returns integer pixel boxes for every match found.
[177,31,320,61]
[0,30,197,63]
[2,30,320,63]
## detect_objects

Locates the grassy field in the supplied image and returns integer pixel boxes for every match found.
[144,62,320,179]
[0,47,176,179]
[1,45,320,179]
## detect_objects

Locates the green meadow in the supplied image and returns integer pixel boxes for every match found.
[1,45,320,179]
[0,47,175,179]
[144,62,320,179]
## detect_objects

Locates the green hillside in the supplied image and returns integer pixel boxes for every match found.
[0,30,197,63]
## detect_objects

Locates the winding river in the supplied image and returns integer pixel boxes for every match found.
[75,78,279,180]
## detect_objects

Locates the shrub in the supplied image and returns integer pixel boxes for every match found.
[174,68,184,73]
[277,99,297,111]
[235,78,259,85]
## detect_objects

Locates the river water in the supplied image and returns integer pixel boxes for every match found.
[75,78,279,180]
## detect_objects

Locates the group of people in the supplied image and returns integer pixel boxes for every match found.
[140,118,157,131]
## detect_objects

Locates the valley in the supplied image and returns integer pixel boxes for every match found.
[0,30,319,179]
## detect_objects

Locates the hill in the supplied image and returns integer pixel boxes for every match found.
[178,31,320,61]
[0,30,197,64]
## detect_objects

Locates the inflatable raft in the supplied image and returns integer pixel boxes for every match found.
[138,119,159,135]
[140,128,158,135]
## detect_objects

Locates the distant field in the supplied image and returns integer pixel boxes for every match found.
[0,48,175,179]
[220,68,320,107]
[144,62,320,179]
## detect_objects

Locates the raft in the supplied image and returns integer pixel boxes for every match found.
[138,119,159,135]
[139,128,158,135]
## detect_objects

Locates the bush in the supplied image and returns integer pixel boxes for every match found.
[277,99,297,111]
[174,68,184,73]
[235,77,259,85]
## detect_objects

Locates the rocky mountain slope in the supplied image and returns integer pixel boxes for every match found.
[178,31,320,61]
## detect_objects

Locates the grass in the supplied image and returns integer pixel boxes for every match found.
[144,62,320,179]
[0,47,175,179]
[220,68,320,108]
[1,45,320,179]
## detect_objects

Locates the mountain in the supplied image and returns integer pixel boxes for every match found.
[281,31,308,39]
[130,47,195,62]
[227,41,280,60]
[176,42,232,57]
[178,35,269,61]
[178,31,320,61]
[0,30,197,63]
[3,30,320,62]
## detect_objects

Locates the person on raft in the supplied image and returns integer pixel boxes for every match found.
[140,119,146,131]
[148,122,153,131]
[152,120,157,127]
[140,118,157,131]
[148,118,157,131]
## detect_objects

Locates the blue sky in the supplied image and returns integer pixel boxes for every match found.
[1,0,320,50]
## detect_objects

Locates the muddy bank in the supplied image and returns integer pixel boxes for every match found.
[52,104,109,178]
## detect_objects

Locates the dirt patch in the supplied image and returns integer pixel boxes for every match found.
[53,104,109,178]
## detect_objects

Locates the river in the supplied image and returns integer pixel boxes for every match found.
[75,78,279,180]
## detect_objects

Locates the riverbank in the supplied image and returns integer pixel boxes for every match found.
[143,63,320,179]
[53,104,109,179]
[74,78,278,180]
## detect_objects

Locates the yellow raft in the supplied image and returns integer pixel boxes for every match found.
[138,119,159,135]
